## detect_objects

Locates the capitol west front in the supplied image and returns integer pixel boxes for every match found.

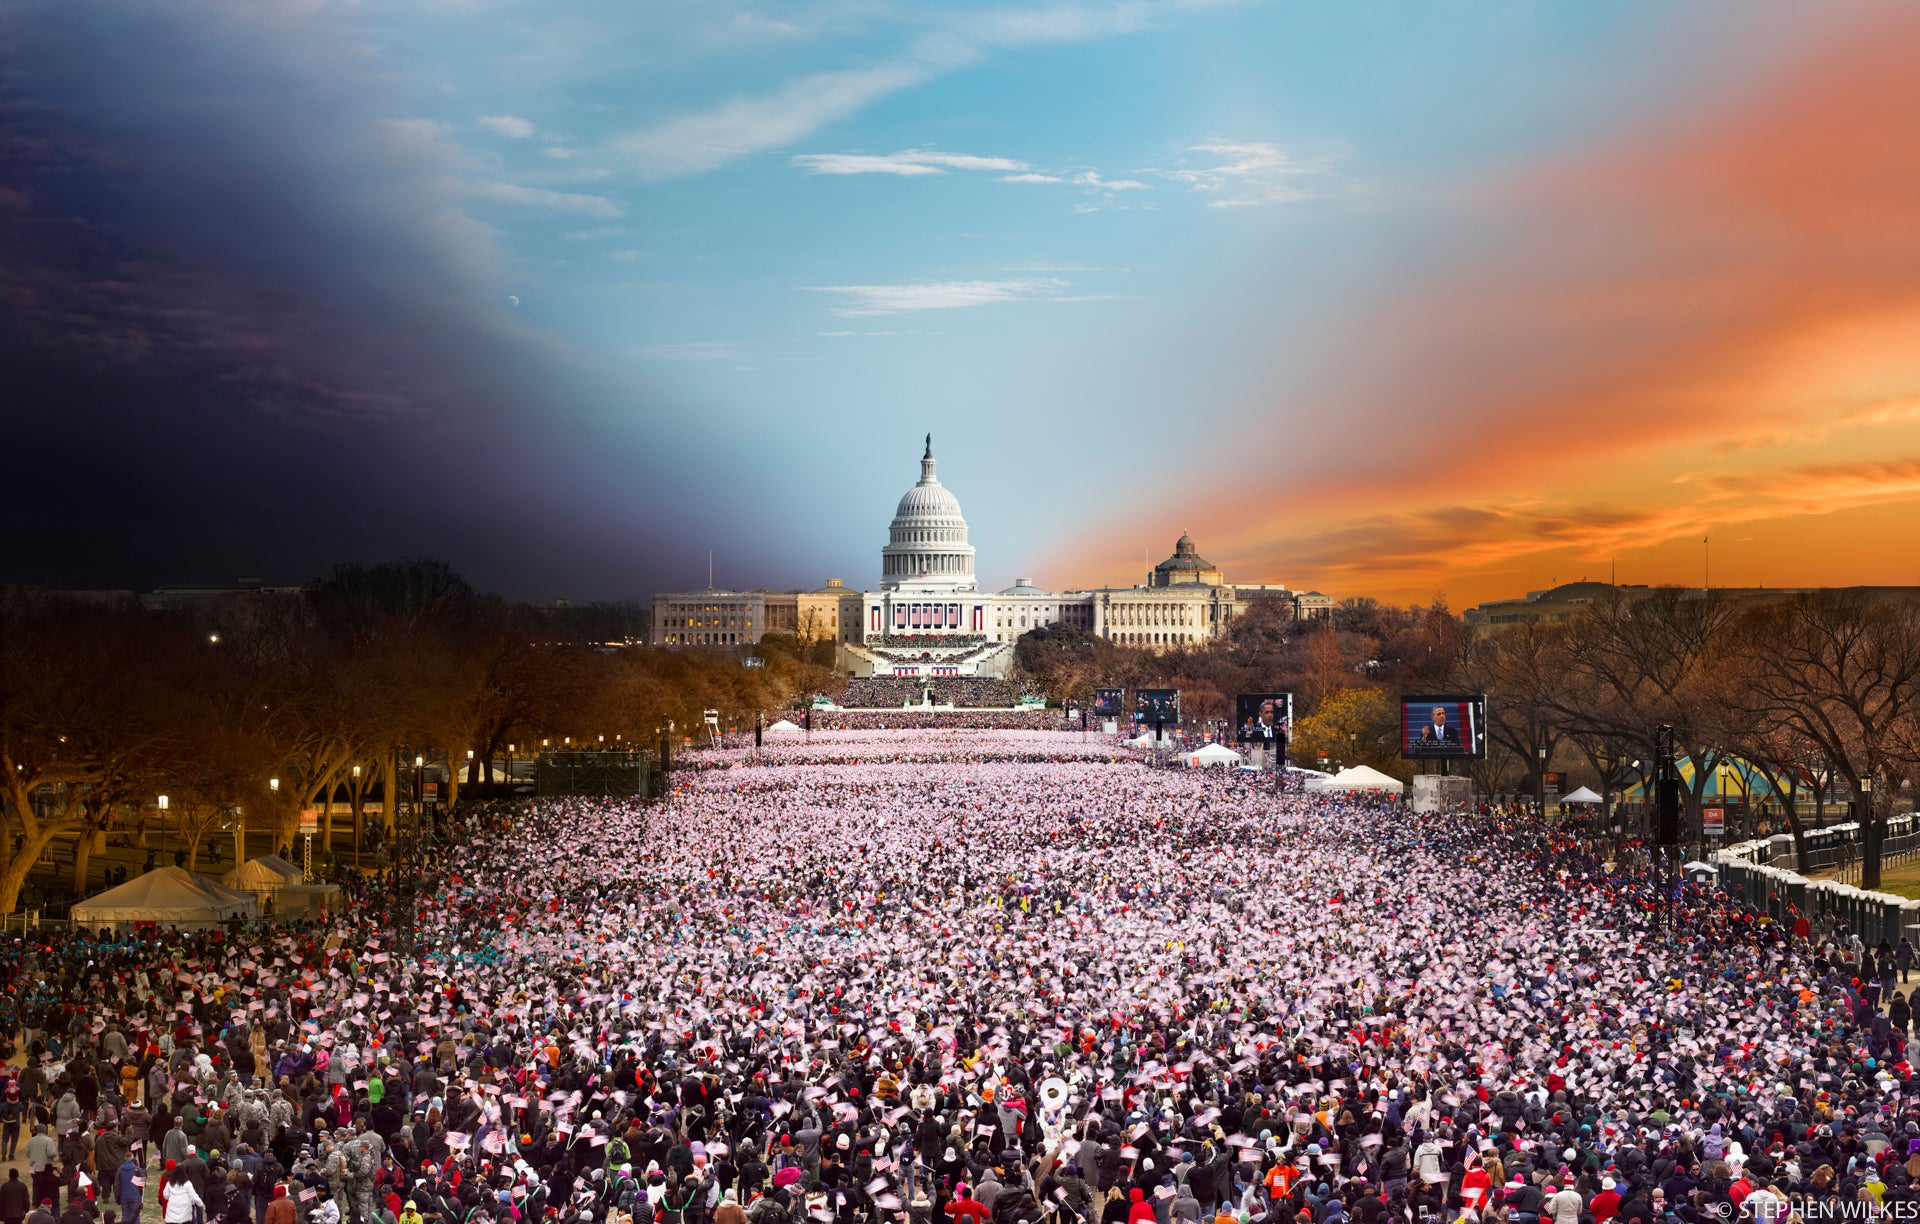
[650,438,1330,680]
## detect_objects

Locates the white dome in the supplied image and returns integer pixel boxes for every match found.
[880,435,977,592]
[895,481,964,520]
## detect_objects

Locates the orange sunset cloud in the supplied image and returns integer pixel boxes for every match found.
[1055,5,1920,607]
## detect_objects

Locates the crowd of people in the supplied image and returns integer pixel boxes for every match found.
[835,680,1023,711]
[803,712,1065,733]
[2,729,1916,1224]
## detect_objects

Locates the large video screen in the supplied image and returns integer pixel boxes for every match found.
[1235,693,1292,745]
[1136,688,1180,724]
[1400,695,1487,759]
[1092,688,1125,718]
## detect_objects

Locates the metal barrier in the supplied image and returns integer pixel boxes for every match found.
[1711,819,1920,945]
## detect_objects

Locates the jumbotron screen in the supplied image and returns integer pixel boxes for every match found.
[1400,695,1487,759]
[1136,688,1180,724]
[1235,693,1292,745]
[1092,688,1125,718]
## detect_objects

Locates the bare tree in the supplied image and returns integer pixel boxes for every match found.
[1463,621,1571,809]
[1728,592,1920,888]
[1555,588,1742,843]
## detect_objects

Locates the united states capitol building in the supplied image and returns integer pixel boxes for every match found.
[650,437,1330,679]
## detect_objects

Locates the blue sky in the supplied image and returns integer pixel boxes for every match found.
[17,0,1913,603]
[350,0,1692,592]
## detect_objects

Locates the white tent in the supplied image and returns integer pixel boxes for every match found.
[1307,765,1407,794]
[1561,786,1604,804]
[223,855,303,891]
[72,866,258,929]
[1182,743,1244,768]
[766,719,801,733]
[220,853,343,920]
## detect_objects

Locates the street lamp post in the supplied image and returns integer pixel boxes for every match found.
[351,764,362,866]
[1860,775,1876,890]
[1538,746,1549,819]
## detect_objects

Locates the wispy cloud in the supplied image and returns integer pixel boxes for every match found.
[611,62,930,182]
[1074,170,1149,192]
[793,149,1029,176]
[1153,141,1332,206]
[472,183,622,218]
[805,278,1072,316]
[1255,456,1920,588]
[1710,396,1920,454]
[609,1,1237,181]
[730,12,803,39]
[478,115,537,139]
[819,329,900,337]
[999,173,1063,184]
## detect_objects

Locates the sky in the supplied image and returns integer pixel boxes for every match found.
[4,0,1918,607]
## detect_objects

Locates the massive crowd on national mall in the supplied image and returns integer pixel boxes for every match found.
[2,729,1917,1224]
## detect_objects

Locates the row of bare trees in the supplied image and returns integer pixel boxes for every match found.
[1464,588,1920,885]
[1017,586,1920,887]
[13,566,1918,904]
[0,560,836,912]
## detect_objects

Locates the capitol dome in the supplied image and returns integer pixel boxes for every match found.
[894,479,964,521]
[880,435,977,591]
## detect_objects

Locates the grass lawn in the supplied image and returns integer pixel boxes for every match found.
[1809,859,1920,900]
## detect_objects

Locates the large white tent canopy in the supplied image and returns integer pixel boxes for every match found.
[1307,765,1407,794]
[1181,743,1244,768]
[72,866,258,928]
